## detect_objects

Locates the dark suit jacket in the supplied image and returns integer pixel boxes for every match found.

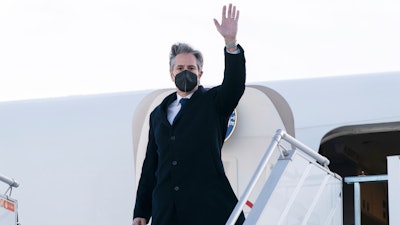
[134,45,246,225]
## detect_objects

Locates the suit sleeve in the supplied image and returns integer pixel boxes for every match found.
[216,44,246,117]
[133,113,158,221]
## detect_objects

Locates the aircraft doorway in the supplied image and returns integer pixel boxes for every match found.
[319,122,400,225]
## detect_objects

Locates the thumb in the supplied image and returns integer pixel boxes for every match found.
[213,19,221,29]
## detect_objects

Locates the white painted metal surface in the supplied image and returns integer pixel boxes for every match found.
[387,155,400,225]
[0,173,19,188]
[227,130,342,225]
[246,151,342,225]
[0,194,18,225]
[0,73,399,224]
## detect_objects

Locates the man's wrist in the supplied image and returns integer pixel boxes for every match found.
[225,40,238,53]
[225,41,236,49]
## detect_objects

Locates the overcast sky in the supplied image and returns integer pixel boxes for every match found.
[1,0,399,102]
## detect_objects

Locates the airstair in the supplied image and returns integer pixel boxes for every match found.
[227,129,400,225]
[0,173,19,225]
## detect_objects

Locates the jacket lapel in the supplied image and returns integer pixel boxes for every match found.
[172,86,205,124]
[159,92,177,127]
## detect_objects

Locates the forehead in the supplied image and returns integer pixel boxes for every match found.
[174,53,197,66]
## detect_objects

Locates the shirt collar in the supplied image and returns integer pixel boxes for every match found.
[176,92,194,102]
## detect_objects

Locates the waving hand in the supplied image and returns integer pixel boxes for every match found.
[213,4,240,46]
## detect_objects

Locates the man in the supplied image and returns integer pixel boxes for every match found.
[133,4,246,225]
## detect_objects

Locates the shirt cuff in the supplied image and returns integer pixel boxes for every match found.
[226,48,240,54]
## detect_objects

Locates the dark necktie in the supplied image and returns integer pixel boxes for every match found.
[173,98,188,124]
[179,98,188,109]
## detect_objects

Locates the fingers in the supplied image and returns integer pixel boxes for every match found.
[213,18,220,28]
[222,4,239,20]
[228,4,234,18]
[222,5,226,19]
[213,3,239,36]
[217,4,239,22]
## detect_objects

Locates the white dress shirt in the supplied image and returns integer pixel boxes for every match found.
[167,92,194,124]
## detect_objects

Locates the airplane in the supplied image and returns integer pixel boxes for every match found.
[0,71,399,225]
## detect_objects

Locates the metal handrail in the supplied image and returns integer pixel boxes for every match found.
[226,129,330,225]
[344,174,388,225]
[225,129,285,225]
[0,173,19,188]
[280,131,330,167]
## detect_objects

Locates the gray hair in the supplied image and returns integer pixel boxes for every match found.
[169,43,204,72]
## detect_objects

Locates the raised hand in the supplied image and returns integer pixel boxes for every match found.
[213,4,240,45]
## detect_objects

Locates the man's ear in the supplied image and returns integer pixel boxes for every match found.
[198,71,203,79]
[170,71,175,82]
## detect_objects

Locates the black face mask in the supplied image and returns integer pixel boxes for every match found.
[174,70,198,92]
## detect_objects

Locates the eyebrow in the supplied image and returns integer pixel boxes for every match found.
[175,64,197,68]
